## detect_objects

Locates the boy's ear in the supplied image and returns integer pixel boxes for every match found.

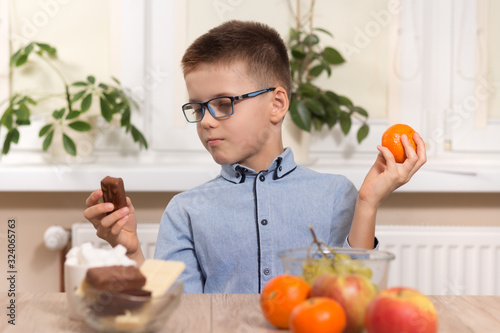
[270,87,289,124]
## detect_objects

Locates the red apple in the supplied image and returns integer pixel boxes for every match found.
[365,287,438,333]
[311,273,376,333]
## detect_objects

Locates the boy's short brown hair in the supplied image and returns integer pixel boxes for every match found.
[182,20,291,98]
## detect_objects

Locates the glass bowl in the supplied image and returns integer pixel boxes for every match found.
[278,247,395,290]
[75,281,183,333]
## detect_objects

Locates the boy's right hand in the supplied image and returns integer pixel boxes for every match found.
[84,189,140,257]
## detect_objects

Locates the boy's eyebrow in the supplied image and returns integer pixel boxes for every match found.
[188,91,237,102]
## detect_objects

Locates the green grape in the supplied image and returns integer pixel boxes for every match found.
[334,265,351,276]
[301,258,336,285]
[351,265,373,279]
[334,253,351,262]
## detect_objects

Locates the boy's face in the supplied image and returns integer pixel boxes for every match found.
[184,62,284,170]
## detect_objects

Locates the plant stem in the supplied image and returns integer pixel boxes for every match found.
[309,0,315,33]
[296,0,300,31]
[308,225,329,258]
[38,54,72,113]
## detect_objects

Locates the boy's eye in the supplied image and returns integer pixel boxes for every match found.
[211,98,232,114]
[185,104,203,119]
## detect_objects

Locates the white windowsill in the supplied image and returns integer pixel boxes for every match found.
[1,150,500,193]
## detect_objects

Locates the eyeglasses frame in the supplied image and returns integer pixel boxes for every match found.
[181,87,276,123]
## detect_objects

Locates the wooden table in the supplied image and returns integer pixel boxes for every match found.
[1,293,499,332]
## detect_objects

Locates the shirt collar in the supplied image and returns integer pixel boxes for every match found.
[220,148,297,184]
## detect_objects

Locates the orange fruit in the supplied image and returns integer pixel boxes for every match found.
[260,274,311,329]
[381,124,417,163]
[290,297,347,333]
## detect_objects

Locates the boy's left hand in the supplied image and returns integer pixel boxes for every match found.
[359,132,427,207]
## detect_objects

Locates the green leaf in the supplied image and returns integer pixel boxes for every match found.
[325,91,341,104]
[98,83,109,90]
[312,117,324,131]
[111,77,121,85]
[35,42,56,57]
[62,133,76,156]
[10,128,20,144]
[65,110,80,120]
[357,124,370,143]
[325,105,340,128]
[24,43,34,56]
[87,75,96,84]
[100,97,113,122]
[42,130,54,151]
[25,96,37,105]
[130,125,148,149]
[2,133,12,154]
[309,65,324,77]
[298,83,318,98]
[289,100,311,132]
[291,45,306,60]
[304,34,320,45]
[9,49,22,67]
[68,120,91,132]
[290,61,301,76]
[339,111,352,135]
[324,65,332,77]
[323,47,345,65]
[121,106,131,126]
[80,93,93,112]
[39,124,53,137]
[15,53,29,67]
[304,98,326,116]
[289,28,302,42]
[353,106,369,118]
[16,119,30,126]
[71,90,86,102]
[338,95,353,107]
[72,81,88,87]
[314,27,334,38]
[52,108,66,120]
[3,112,13,130]
[14,103,30,121]
[103,92,118,106]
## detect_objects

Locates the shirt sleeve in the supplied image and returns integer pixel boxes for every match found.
[343,235,380,250]
[154,196,205,293]
[334,176,379,250]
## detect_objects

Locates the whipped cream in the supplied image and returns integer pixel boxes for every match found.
[65,242,136,267]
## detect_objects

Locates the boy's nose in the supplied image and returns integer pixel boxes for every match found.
[199,109,218,128]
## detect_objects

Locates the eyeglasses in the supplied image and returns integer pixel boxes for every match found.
[182,87,276,123]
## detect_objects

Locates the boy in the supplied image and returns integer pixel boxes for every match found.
[84,21,426,293]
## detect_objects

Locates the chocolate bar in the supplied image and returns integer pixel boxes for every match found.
[101,176,127,213]
[84,265,151,317]
[85,265,146,292]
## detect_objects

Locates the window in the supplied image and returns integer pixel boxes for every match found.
[143,0,397,157]
[445,0,500,153]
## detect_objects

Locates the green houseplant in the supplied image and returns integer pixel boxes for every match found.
[0,42,148,157]
[287,0,369,143]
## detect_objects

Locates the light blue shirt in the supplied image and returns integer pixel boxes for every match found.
[154,148,366,293]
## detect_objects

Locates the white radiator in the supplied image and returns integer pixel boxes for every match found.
[70,223,500,295]
[376,225,500,295]
[71,222,160,259]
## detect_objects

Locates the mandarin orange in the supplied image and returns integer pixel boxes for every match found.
[260,274,311,329]
[289,297,347,333]
[381,124,417,163]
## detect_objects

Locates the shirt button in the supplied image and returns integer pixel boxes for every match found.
[259,175,265,182]
[235,172,240,178]
[263,268,270,275]
[279,166,282,171]
[261,219,268,226]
